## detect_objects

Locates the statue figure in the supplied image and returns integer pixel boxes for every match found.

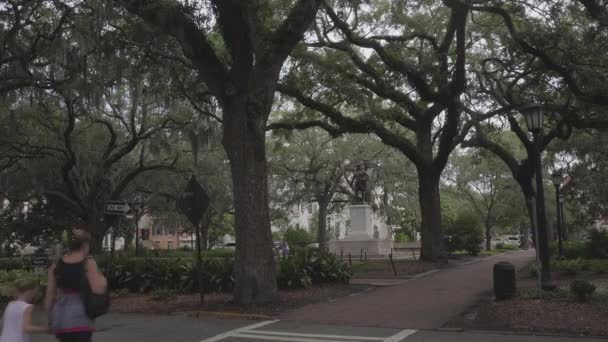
[352,163,370,204]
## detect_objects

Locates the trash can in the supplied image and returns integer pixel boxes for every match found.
[493,261,516,300]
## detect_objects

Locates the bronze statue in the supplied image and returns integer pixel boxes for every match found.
[352,163,370,204]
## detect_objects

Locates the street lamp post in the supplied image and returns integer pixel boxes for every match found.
[522,106,554,289]
[559,193,567,241]
[552,171,563,259]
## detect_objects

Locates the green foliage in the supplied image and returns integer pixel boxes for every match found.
[277,251,351,290]
[276,255,312,289]
[570,280,596,302]
[528,264,540,278]
[116,248,235,259]
[552,259,608,275]
[0,258,32,271]
[586,228,608,259]
[444,211,483,256]
[284,228,315,249]
[549,241,588,259]
[395,231,410,243]
[98,257,234,294]
[0,270,47,303]
[554,259,587,276]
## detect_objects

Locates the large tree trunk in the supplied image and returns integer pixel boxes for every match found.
[417,168,443,262]
[222,96,277,304]
[317,200,329,252]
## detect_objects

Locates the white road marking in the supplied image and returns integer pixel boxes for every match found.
[234,333,361,342]
[382,329,417,342]
[247,329,384,340]
[199,320,278,342]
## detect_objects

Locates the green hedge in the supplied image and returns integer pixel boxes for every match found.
[551,258,608,275]
[277,252,351,289]
[0,258,33,271]
[549,241,587,259]
[2,251,351,296]
[0,270,47,303]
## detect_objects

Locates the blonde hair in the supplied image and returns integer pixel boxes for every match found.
[13,279,38,294]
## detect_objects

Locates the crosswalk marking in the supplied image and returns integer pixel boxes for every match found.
[382,329,417,342]
[199,320,278,342]
[246,330,385,341]
[234,333,363,342]
[200,320,418,342]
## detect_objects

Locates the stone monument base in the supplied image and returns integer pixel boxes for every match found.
[329,239,394,257]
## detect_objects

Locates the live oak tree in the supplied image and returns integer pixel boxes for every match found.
[113,0,322,303]
[0,0,73,94]
[273,0,476,261]
[0,3,192,250]
[467,1,608,109]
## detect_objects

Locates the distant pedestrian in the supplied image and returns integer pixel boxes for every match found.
[0,279,50,342]
[282,241,290,258]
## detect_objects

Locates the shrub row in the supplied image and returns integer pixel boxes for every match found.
[549,229,608,260]
[551,258,608,276]
[0,270,47,303]
[1,252,351,301]
[0,258,33,271]
[277,252,351,289]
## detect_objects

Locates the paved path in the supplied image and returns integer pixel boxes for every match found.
[280,250,535,330]
[30,314,605,342]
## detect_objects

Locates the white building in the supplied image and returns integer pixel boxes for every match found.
[272,187,393,242]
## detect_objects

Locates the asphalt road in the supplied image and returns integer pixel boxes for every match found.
[29,314,606,342]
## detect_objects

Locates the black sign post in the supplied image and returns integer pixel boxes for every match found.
[31,250,49,273]
[177,176,210,304]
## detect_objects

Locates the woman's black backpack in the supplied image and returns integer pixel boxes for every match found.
[80,260,110,319]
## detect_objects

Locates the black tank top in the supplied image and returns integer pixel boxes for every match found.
[55,259,86,291]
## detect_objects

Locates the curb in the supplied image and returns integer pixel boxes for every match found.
[410,269,441,279]
[352,275,413,279]
[455,328,608,340]
[186,310,274,321]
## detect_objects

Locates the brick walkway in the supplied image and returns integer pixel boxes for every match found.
[281,249,535,330]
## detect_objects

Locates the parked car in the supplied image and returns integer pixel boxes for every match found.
[305,243,319,250]
[502,235,520,246]
[223,242,236,249]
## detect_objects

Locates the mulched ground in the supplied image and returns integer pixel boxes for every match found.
[470,297,608,336]
[110,284,371,317]
[445,270,608,337]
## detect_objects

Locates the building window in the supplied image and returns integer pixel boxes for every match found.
[166,226,176,236]
[168,241,174,249]
[153,223,162,236]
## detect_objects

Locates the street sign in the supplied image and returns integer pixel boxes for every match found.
[31,253,49,273]
[31,255,48,267]
[177,176,210,226]
[105,201,132,215]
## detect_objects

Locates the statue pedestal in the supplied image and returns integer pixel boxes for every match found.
[329,204,393,257]
[347,204,373,240]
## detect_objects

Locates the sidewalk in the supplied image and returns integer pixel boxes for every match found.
[280,249,535,330]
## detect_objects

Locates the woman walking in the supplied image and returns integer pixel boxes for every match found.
[45,230,107,342]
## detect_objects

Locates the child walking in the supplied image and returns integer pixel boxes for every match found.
[0,279,49,342]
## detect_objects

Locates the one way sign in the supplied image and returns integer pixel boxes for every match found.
[105,201,132,215]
